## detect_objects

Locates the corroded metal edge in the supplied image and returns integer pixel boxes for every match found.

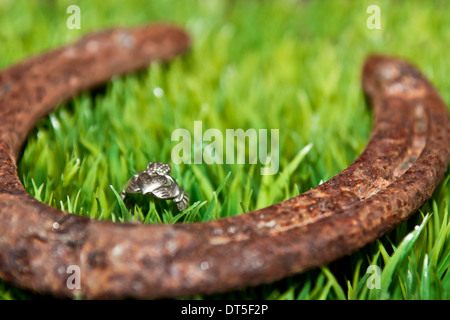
[0,24,449,299]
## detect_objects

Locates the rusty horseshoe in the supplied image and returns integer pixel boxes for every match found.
[0,24,449,299]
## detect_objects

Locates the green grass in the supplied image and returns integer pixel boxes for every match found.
[1,0,449,300]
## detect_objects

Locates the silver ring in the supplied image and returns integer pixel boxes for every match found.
[121,162,189,211]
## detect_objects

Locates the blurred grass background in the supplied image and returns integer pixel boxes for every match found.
[0,0,449,299]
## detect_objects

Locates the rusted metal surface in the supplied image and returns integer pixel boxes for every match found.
[0,24,449,299]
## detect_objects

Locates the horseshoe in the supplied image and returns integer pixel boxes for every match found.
[0,24,449,299]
